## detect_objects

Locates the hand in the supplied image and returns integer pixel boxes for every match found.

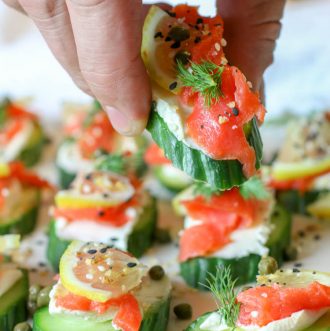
[218,0,285,93]
[3,0,285,135]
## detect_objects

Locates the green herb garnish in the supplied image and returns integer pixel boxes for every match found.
[203,266,240,330]
[239,176,270,200]
[193,181,219,199]
[83,100,102,128]
[96,154,126,174]
[177,60,224,106]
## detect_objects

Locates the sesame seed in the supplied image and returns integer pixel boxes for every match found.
[127,262,137,268]
[221,58,228,65]
[218,115,228,124]
[87,249,97,254]
[261,293,268,298]
[227,101,235,108]
[86,273,93,280]
[215,43,221,52]
[247,81,253,88]
[251,311,258,318]
[220,38,227,47]
[97,265,106,272]
[169,82,178,90]
[232,125,238,130]
[82,184,92,194]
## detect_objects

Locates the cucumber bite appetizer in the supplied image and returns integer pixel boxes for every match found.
[0,162,51,235]
[0,98,45,167]
[47,168,157,270]
[269,111,330,216]
[142,5,265,190]
[35,240,171,331]
[186,266,330,331]
[0,235,29,331]
[174,177,291,289]
[57,101,146,189]
[144,143,192,192]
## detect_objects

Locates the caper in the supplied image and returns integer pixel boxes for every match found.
[173,303,192,320]
[29,284,41,302]
[174,51,191,65]
[284,245,298,261]
[13,322,32,331]
[154,228,172,244]
[37,286,52,308]
[168,26,190,42]
[258,256,278,275]
[27,300,37,314]
[149,265,165,280]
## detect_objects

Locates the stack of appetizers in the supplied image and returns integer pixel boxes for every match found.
[0,98,45,167]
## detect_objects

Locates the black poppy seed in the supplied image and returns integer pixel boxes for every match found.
[107,245,114,249]
[313,271,316,274]
[169,82,178,90]
[103,193,109,198]
[314,234,321,240]
[127,262,137,268]
[165,36,172,42]
[261,284,266,287]
[283,283,287,285]
[154,31,164,39]
[268,279,271,282]
[276,282,280,285]
[294,262,302,268]
[194,37,201,44]
[98,210,105,217]
[85,174,92,180]
[292,268,300,273]
[165,10,176,17]
[200,125,204,129]
[297,230,305,238]
[100,247,107,253]
[87,249,97,254]
[232,107,239,116]
[280,269,284,272]
[196,18,204,24]
[38,262,46,267]
[30,268,37,273]
[110,237,118,242]
[171,41,181,49]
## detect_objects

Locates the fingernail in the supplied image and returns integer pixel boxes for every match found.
[105,106,146,136]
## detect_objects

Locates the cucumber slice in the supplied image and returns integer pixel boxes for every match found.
[0,270,28,331]
[33,296,170,331]
[276,189,327,215]
[185,311,330,331]
[18,122,45,167]
[180,204,292,289]
[47,195,157,271]
[0,189,40,235]
[153,165,192,192]
[147,108,263,190]
[57,164,76,189]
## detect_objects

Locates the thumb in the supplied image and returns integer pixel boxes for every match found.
[66,0,151,136]
[217,0,285,92]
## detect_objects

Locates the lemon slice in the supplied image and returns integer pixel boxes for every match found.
[272,157,330,181]
[0,163,10,178]
[142,6,181,93]
[257,269,330,288]
[0,234,20,254]
[55,171,135,209]
[307,193,330,219]
[60,241,147,302]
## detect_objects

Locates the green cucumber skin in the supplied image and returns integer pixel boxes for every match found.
[47,197,157,271]
[18,124,45,167]
[33,297,170,331]
[153,166,192,192]
[276,189,328,215]
[0,271,29,331]
[185,311,330,331]
[57,164,76,189]
[180,204,292,289]
[0,203,40,236]
[147,108,263,190]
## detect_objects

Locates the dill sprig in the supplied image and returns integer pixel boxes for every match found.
[203,266,240,330]
[177,60,224,106]
[193,181,219,200]
[239,176,271,200]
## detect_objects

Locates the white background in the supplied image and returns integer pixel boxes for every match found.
[1,0,330,120]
